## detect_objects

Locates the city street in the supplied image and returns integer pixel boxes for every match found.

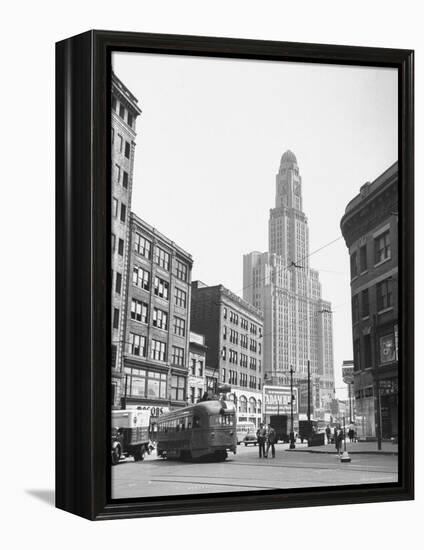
[111,442,398,499]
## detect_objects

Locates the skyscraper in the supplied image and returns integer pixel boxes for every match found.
[243,151,335,410]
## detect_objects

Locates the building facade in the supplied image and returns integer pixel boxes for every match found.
[111,73,142,405]
[243,151,335,412]
[188,332,207,404]
[190,282,264,427]
[340,162,398,440]
[121,213,193,417]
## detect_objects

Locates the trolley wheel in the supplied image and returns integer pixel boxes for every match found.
[111,446,121,465]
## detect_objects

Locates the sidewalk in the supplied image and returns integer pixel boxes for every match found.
[286,441,398,455]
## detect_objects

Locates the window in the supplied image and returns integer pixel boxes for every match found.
[190,386,196,403]
[239,395,247,412]
[132,265,150,290]
[153,308,168,330]
[111,345,117,369]
[173,316,186,337]
[198,360,203,377]
[364,334,372,369]
[241,318,248,330]
[154,277,169,300]
[352,294,359,323]
[191,359,196,376]
[127,112,134,128]
[175,287,186,308]
[155,247,170,270]
[174,259,188,281]
[118,238,124,256]
[119,103,125,119]
[374,231,391,264]
[151,340,166,362]
[376,279,393,311]
[124,141,131,158]
[172,346,185,367]
[146,370,167,399]
[359,245,367,272]
[250,339,257,352]
[128,333,146,356]
[134,233,151,258]
[223,326,227,340]
[115,164,121,183]
[118,134,123,152]
[112,197,118,217]
[131,299,148,323]
[111,233,116,252]
[113,308,119,329]
[112,96,117,111]
[115,272,122,294]
[120,203,126,223]
[353,339,360,371]
[350,251,358,278]
[221,368,226,382]
[171,375,185,401]
[361,289,369,318]
[223,307,227,319]
[122,170,128,189]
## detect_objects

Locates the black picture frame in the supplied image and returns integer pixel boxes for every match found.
[56,30,414,520]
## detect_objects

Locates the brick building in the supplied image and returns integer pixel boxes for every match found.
[121,213,193,415]
[188,332,207,404]
[111,72,142,405]
[340,162,398,440]
[190,282,264,427]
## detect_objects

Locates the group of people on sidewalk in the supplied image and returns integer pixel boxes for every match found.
[256,423,277,458]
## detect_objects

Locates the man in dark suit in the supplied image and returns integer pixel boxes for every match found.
[265,424,277,458]
[257,423,267,458]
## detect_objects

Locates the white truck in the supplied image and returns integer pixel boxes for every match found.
[111,409,151,464]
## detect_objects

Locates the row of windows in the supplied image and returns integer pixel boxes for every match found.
[351,230,392,279]
[123,366,185,401]
[221,368,261,389]
[190,358,204,377]
[352,278,394,322]
[112,97,135,129]
[221,347,262,370]
[112,197,127,223]
[126,333,186,367]
[353,328,397,371]
[223,307,261,335]
[114,163,129,188]
[111,127,132,158]
[223,328,261,353]
[133,232,188,282]
[111,234,125,256]
[132,266,188,308]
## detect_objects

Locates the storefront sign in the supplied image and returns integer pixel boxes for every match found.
[342,366,354,384]
[130,405,170,417]
[263,385,298,415]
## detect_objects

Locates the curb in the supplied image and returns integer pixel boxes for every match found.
[286,449,398,456]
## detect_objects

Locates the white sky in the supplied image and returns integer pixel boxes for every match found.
[112,52,398,399]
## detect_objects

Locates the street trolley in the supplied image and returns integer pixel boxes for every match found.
[156,399,237,461]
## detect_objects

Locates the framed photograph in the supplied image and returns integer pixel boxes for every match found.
[56,30,414,520]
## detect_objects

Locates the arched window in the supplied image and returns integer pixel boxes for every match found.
[249,397,257,414]
[239,395,247,413]
[257,399,262,415]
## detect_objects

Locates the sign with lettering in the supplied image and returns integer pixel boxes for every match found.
[342,366,354,384]
[263,385,298,415]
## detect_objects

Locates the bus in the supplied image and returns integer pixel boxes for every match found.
[156,399,237,461]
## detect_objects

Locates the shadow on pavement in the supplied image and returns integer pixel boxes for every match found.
[25,489,55,507]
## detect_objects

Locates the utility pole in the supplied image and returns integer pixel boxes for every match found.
[307,359,311,422]
[289,366,296,449]
[348,381,352,424]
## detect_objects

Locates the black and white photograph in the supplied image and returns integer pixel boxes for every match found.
[110,52,399,499]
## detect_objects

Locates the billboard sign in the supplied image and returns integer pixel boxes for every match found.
[263,385,298,415]
[342,366,354,384]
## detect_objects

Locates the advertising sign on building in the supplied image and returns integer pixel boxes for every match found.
[380,334,396,364]
[342,366,354,384]
[263,385,298,415]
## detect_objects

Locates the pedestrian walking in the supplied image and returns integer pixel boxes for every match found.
[265,424,277,458]
[325,425,331,444]
[348,426,354,442]
[257,423,267,458]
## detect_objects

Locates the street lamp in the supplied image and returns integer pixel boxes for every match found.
[289,366,296,449]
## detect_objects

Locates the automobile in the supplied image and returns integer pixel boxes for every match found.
[243,430,258,446]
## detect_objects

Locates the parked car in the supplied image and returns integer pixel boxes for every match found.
[243,430,258,446]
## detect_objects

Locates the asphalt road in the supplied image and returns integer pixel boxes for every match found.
[111,442,398,499]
